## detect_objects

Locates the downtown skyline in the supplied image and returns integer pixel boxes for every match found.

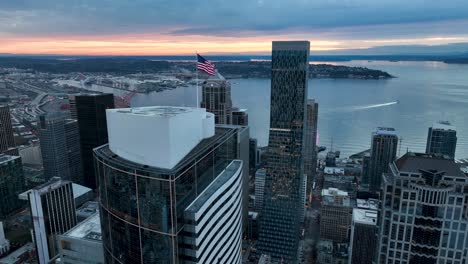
[1,0,468,55]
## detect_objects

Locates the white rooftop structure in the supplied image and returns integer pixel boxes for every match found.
[432,121,456,131]
[321,187,350,206]
[65,212,101,240]
[107,106,215,169]
[352,208,378,225]
[18,181,92,201]
[324,166,345,175]
[375,127,397,136]
[356,199,379,210]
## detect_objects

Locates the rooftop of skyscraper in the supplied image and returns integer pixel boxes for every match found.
[352,208,378,225]
[374,127,397,135]
[18,177,91,198]
[395,152,465,177]
[321,187,351,206]
[106,106,215,169]
[63,212,101,241]
[356,199,379,210]
[95,125,239,176]
[432,121,456,131]
[0,154,19,164]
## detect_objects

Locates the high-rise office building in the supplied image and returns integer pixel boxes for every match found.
[258,41,310,262]
[0,105,16,155]
[368,127,398,192]
[377,152,468,264]
[0,155,25,220]
[361,153,371,188]
[232,108,249,126]
[304,99,318,198]
[426,121,457,159]
[25,178,77,264]
[254,168,266,212]
[38,113,83,183]
[349,207,378,264]
[94,106,248,263]
[70,94,114,189]
[200,72,233,124]
[320,188,352,243]
[249,138,258,171]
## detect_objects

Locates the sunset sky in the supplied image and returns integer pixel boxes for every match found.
[1,0,468,55]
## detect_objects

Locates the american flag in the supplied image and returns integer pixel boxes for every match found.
[197,54,216,76]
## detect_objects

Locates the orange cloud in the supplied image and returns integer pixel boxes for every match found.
[0,33,466,55]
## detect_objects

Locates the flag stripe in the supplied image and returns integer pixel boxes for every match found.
[197,54,216,76]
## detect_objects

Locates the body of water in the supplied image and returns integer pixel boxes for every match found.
[129,60,468,159]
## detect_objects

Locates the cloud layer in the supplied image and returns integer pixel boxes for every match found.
[1,0,468,54]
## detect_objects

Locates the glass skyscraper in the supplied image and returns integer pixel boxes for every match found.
[94,106,249,264]
[367,127,398,192]
[258,41,310,262]
[70,94,114,189]
[426,121,457,159]
[38,112,83,183]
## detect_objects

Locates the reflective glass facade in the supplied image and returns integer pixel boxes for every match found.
[426,123,457,159]
[71,94,114,189]
[258,41,310,262]
[94,126,248,264]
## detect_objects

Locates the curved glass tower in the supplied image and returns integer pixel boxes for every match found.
[94,106,248,264]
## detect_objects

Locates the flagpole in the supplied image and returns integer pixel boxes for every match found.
[195,52,199,108]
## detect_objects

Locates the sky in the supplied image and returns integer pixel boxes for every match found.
[1,0,468,55]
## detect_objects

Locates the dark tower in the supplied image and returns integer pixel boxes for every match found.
[258,41,310,262]
[70,94,114,189]
[426,121,457,158]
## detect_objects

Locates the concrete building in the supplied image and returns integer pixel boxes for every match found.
[231,108,249,126]
[200,72,233,125]
[377,152,468,264]
[367,127,398,192]
[38,113,83,183]
[0,155,25,220]
[254,168,266,212]
[349,208,378,264]
[94,106,248,263]
[0,105,17,155]
[426,121,457,158]
[69,93,114,189]
[320,188,352,243]
[58,212,103,264]
[18,144,42,166]
[23,178,77,264]
[258,41,310,262]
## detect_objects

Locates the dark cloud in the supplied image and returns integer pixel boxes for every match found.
[1,0,468,39]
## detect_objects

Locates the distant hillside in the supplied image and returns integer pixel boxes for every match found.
[0,57,393,79]
[443,58,468,64]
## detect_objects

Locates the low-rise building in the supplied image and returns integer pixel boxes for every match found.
[58,212,103,264]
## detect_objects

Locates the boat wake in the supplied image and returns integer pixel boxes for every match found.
[352,101,399,111]
[322,101,399,115]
